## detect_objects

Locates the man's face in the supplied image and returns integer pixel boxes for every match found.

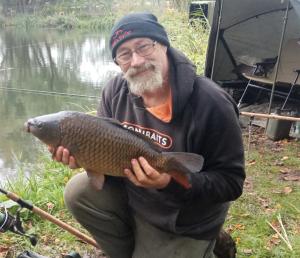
[115,37,168,96]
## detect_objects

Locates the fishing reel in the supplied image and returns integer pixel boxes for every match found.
[0,206,38,246]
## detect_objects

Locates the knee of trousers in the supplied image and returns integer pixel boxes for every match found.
[64,172,130,217]
[64,172,133,240]
[64,172,90,213]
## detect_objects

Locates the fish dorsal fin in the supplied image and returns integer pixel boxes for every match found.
[100,116,161,151]
[100,116,125,129]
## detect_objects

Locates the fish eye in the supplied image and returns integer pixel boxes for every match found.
[37,122,43,129]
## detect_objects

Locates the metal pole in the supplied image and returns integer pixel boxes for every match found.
[266,0,290,119]
[247,116,254,159]
[210,0,224,80]
[240,111,300,122]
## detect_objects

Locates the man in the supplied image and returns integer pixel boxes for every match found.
[51,12,245,258]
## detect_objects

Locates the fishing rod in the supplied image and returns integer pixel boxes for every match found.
[240,111,300,122]
[0,203,38,246]
[0,187,100,249]
[0,86,100,99]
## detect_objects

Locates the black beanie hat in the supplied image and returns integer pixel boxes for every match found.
[109,12,170,59]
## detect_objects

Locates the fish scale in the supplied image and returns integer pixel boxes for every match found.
[59,113,159,176]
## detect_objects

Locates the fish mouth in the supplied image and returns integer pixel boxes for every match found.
[24,121,30,133]
[24,119,34,133]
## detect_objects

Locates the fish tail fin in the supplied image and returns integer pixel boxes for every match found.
[162,152,204,189]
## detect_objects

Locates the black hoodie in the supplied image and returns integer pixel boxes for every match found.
[98,47,245,240]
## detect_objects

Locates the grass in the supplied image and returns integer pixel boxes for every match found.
[0,151,96,257]
[1,127,299,257]
[226,127,300,257]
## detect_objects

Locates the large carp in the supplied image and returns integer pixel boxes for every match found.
[25,111,204,189]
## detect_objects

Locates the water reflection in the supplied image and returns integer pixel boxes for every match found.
[0,28,120,182]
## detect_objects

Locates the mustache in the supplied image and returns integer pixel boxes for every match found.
[125,62,156,78]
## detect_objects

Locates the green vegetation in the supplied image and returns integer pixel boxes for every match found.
[0,152,94,257]
[0,0,114,29]
[2,9,115,30]
[161,10,209,74]
[0,0,194,30]
[227,128,300,257]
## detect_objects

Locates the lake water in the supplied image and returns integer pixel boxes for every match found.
[0,28,120,182]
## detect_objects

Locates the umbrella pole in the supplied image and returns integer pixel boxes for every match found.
[210,0,224,80]
[266,0,290,129]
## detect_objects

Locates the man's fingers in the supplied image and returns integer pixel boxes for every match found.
[62,148,71,165]
[138,157,160,179]
[131,158,148,183]
[69,156,78,169]
[48,146,79,169]
[124,168,142,186]
[48,146,54,153]
[53,146,64,161]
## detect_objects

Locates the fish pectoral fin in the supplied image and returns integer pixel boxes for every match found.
[86,170,105,190]
[169,171,192,189]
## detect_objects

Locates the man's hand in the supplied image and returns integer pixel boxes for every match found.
[124,156,171,189]
[48,146,79,169]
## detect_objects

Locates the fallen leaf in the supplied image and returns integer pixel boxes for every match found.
[247,159,256,166]
[233,224,245,230]
[243,178,253,190]
[279,168,291,174]
[265,208,278,214]
[279,170,300,182]
[268,233,281,247]
[274,160,284,166]
[283,175,300,181]
[47,202,54,211]
[0,246,10,258]
[258,196,270,208]
[242,249,253,255]
[271,147,284,152]
[282,186,293,194]
[0,246,9,253]
[281,156,289,161]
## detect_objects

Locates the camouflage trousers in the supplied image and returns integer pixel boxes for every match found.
[64,172,216,258]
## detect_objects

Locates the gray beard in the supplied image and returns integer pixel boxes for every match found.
[123,62,163,96]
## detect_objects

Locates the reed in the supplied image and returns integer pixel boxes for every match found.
[159,9,209,75]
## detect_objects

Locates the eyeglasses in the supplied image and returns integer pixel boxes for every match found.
[115,41,157,65]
